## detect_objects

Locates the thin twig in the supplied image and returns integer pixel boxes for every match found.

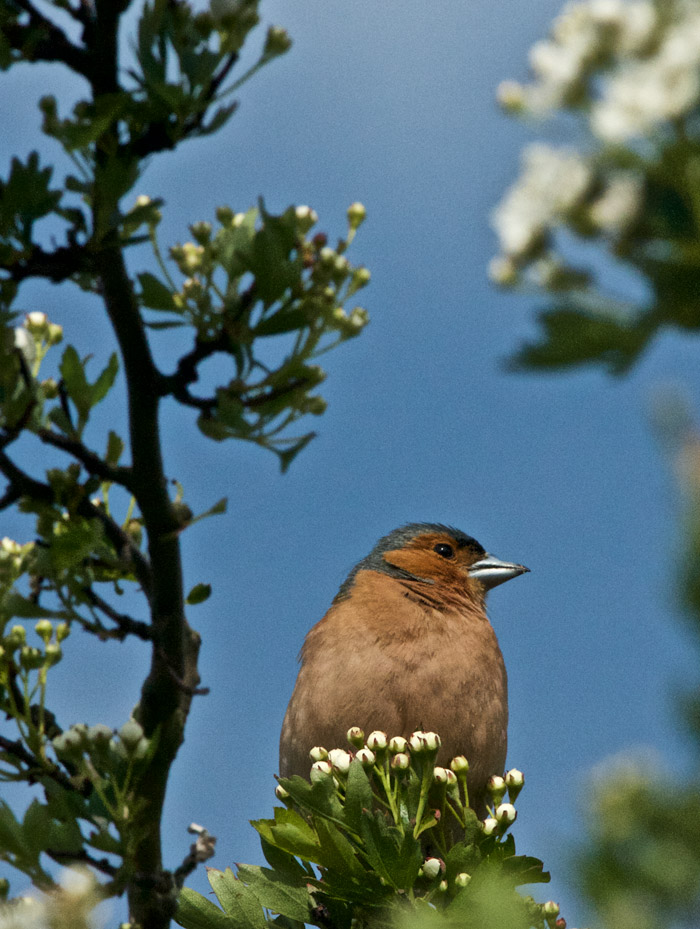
[37,429,134,489]
[82,587,152,641]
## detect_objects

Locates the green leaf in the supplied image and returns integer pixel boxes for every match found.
[500,854,551,887]
[59,345,90,423]
[106,430,124,466]
[277,774,345,828]
[259,835,310,881]
[343,760,374,835]
[206,867,267,929]
[91,353,119,406]
[236,864,311,922]
[3,592,70,620]
[277,433,316,473]
[314,819,364,876]
[186,583,211,605]
[138,272,178,311]
[255,309,308,337]
[176,887,238,929]
[359,811,421,891]
[252,808,322,864]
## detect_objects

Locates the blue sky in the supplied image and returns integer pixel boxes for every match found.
[2,0,699,924]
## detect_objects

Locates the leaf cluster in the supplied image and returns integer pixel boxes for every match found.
[177,733,554,929]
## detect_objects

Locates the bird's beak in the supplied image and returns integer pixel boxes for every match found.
[468,554,529,590]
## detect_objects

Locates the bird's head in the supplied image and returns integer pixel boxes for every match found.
[336,523,528,604]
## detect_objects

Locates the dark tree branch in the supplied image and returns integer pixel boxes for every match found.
[0,449,153,596]
[82,587,152,641]
[4,0,90,74]
[8,243,92,285]
[0,734,89,795]
[36,429,134,489]
[46,847,117,877]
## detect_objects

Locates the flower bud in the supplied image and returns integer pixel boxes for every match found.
[41,377,59,398]
[295,205,318,233]
[444,769,458,787]
[275,784,290,801]
[352,267,371,287]
[388,736,408,754]
[366,730,387,751]
[346,726,364,747]
[6,625,26,649]
[347,202,366,229]
[450,755,469,773]
[543,901,560,919]
[44,643,62,666]
[433,766,448,784]
[327,748,352,774]
[52,730,83,758]
[56,623,70,642]
[391,752,410,771]
[319,246,337,267]
[119,719,144,751]
[487,774,506,804]
[355,747,376,768]
[310,760,332,781]
[25,312,48,334]
[438,880,448,892]
[190,221,212,245]
[495,802,517,826]
[481,817,498,835]
[420,857,442,880]
[505,768,524,799]
[216,205,234,226]
[47,323,63,345]
[35,620,53,643]
[87,724,113,746]
[20,646,43,670]
[264,25,292,56]
[347,307,369,331]
[496,80,526,112]
[309,746,328,762]
[409,730,441,753]
[455,872,471,887]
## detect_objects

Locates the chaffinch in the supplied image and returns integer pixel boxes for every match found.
[279,523,528,813]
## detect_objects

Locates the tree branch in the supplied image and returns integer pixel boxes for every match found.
[82,587,152,641]
[36,429,133,489]
[0,449,153,596]
[7,243,92,285]
[3,0,90,74]
[0,735,89,795]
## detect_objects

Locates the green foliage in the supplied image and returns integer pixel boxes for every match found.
[177,733,557,929]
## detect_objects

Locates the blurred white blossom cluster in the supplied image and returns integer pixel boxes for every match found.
[0,869,103,929]
[490,0,700,292]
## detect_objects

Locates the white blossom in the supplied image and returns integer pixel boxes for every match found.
[589,173,642,231]
[492,144,592,258]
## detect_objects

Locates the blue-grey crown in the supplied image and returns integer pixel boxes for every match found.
[334,523,485,601]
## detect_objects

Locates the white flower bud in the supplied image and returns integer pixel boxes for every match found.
[505,768,525,798]
[481,817,499,836]
[487,774,506,802]
[119,719,144,750]
[310,760,333,781]
[450,755,470,773]
[455,872,471,887]
[347,202,366,229]
[433,766,448,784]
[346,726,364,747]
[309,745,328,762]
[444,769,458,787]
[388,736,408,754]
[25,311,48,334]
[391,752,410,771]
[275,785,290,800]
[34,620,53,643]
[327,748,352,774]
[495,802,517,826]
[543,901,560,918]
[366,730,387,751]
[355,747,376,768]
[421,857,442,879]
[295,205,318,233]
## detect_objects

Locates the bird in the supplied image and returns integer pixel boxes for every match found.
[279,523,528,812]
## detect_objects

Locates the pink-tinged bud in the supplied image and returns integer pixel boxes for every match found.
[450,755,469,773]
[355,747,376,768]
[487,774,506,803]
[408,731,428,752]
[495,802,517,826]
[310,760,332,782]
[481,817,498,836]
[555,919,566,929]
[391,752,410,771]
[420,857,443,880]
[366,730,387,751]
[388,736,408,754]
[505,768,525,799]
[328,748,352,774]
[455,872,471,887]
[433,766,448,784]
[309,746,328,762]
[444,769,458,787]
[423,731,441,751]
[543,901,560,918]
[346,726,364,747]
[275,785,290,801]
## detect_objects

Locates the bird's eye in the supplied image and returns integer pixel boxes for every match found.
[434,543,454,559]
